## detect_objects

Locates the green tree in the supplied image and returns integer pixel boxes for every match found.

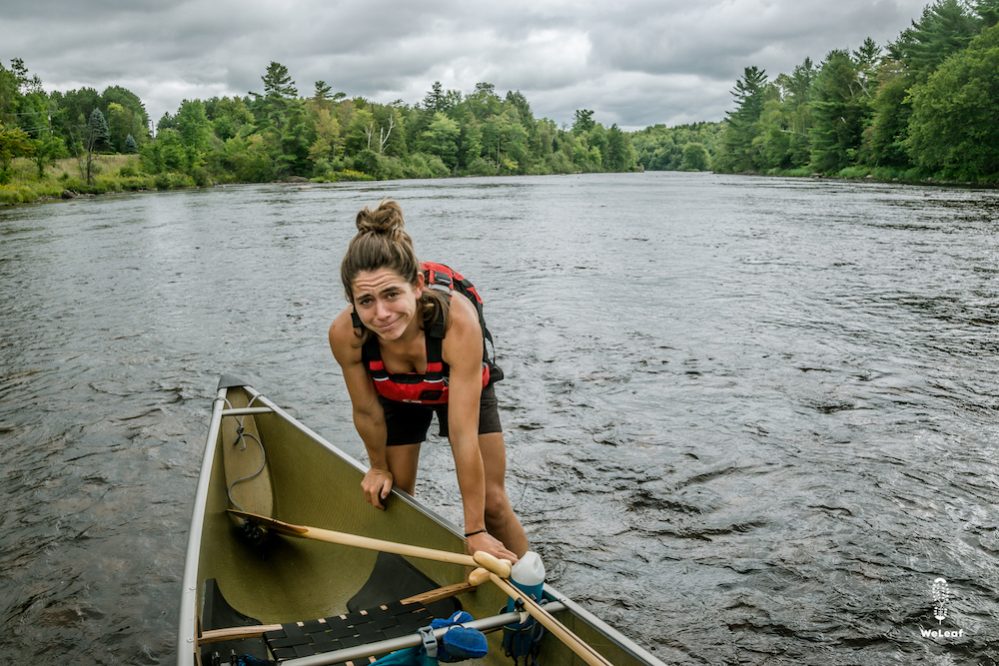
[605,124,635,171]
[307,106,341,173]
[680,142,711,171]
[205,96,254,141]
[974,0,999,26]
[420,111,461,170]
[252,61,298,129]
[101,85,150,147]
[862,59,912,167]
[572,109,596,134]
[906,23,999,179]
[30,131,65,178]
[343,106,375,156]
[716,66,769,171]
[221,133,275,182]
[423,81,448,113]
[852,37,883,96]
[277,99,314,176]
[0,58,41,127]
[175,99,213,174]
[481,108,529,173]
[464,82,503,121]
[457,118,483,170]
[809,50,865,173]
[0,122,32,183]
[106,102,134,153]
[0,64,19,126]
[781,58,817,166]
[890,0,979,82]
[50,87,102,155]
[752,89,793,170]
[84,108,110,183]
[310,80,346,113]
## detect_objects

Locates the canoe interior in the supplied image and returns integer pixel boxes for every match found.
[189,385,662,665]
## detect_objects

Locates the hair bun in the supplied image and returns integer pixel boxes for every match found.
[356,200,405,235]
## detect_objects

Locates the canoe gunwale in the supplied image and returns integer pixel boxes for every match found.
[178,384,228,664]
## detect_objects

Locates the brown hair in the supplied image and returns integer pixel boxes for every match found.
[340,200,448,332]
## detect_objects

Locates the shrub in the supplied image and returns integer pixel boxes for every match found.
[334,169,374,182]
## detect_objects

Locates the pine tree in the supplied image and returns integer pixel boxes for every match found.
[717,66,769,172]
[84,108,110,183]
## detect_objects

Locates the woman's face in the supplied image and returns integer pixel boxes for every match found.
[351,268,424,341]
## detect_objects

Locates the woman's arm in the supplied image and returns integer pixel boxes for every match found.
[329,309,393,509]
[444,295,519,562]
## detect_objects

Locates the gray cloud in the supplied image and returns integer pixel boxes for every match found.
[1,0,930,130]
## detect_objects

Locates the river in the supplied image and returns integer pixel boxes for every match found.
[1,172,998,664]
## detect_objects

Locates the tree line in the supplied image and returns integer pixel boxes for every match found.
[712,0,999,182]
[0,59,638,188]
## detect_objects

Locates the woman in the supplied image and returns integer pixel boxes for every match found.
[329,200,527,562]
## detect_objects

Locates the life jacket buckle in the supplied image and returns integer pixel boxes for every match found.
[428,270,453,294]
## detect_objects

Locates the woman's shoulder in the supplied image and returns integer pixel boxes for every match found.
[441,291,482,360]
[445,289,478,329]
[329,307,364,362]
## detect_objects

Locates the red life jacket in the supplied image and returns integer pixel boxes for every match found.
[356,262,500,405]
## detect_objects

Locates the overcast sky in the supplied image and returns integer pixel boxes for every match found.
[2,0,931,131]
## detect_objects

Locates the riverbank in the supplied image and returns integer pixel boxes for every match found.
[0,155,167,206]
[739,164,999,189]
[4,156,995,208]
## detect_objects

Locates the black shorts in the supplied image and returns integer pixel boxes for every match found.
[381,383,502,446]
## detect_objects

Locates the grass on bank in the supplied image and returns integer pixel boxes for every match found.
[0,155,400,206]
[0,154,170,205]
[760,164,996,186]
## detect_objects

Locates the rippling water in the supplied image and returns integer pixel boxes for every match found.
[1,173,998,664]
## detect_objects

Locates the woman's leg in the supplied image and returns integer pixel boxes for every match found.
[478,432,529,557]
[385,443,421,495]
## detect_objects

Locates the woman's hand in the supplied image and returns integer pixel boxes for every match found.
[466,530,519,564]
[361,467,394,509]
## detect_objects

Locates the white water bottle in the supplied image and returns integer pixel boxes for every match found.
[505,550,546,613]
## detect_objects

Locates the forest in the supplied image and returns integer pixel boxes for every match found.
[0,59,638,204]
[0,0,995,205]
[709,0,999,182]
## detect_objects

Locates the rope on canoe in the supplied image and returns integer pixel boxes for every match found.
[219,395,269,513]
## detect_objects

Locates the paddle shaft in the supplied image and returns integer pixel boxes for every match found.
[489,573,614,666]
[228,509,512,576]
[226,511,610,662]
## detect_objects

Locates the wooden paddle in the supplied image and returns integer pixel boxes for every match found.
[229,510,613,665]
[227,509,512,578]
[488,572,614,666]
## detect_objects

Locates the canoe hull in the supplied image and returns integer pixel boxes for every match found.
[179,380,665,665]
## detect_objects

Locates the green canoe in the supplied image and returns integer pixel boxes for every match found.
[178,377,666,665]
